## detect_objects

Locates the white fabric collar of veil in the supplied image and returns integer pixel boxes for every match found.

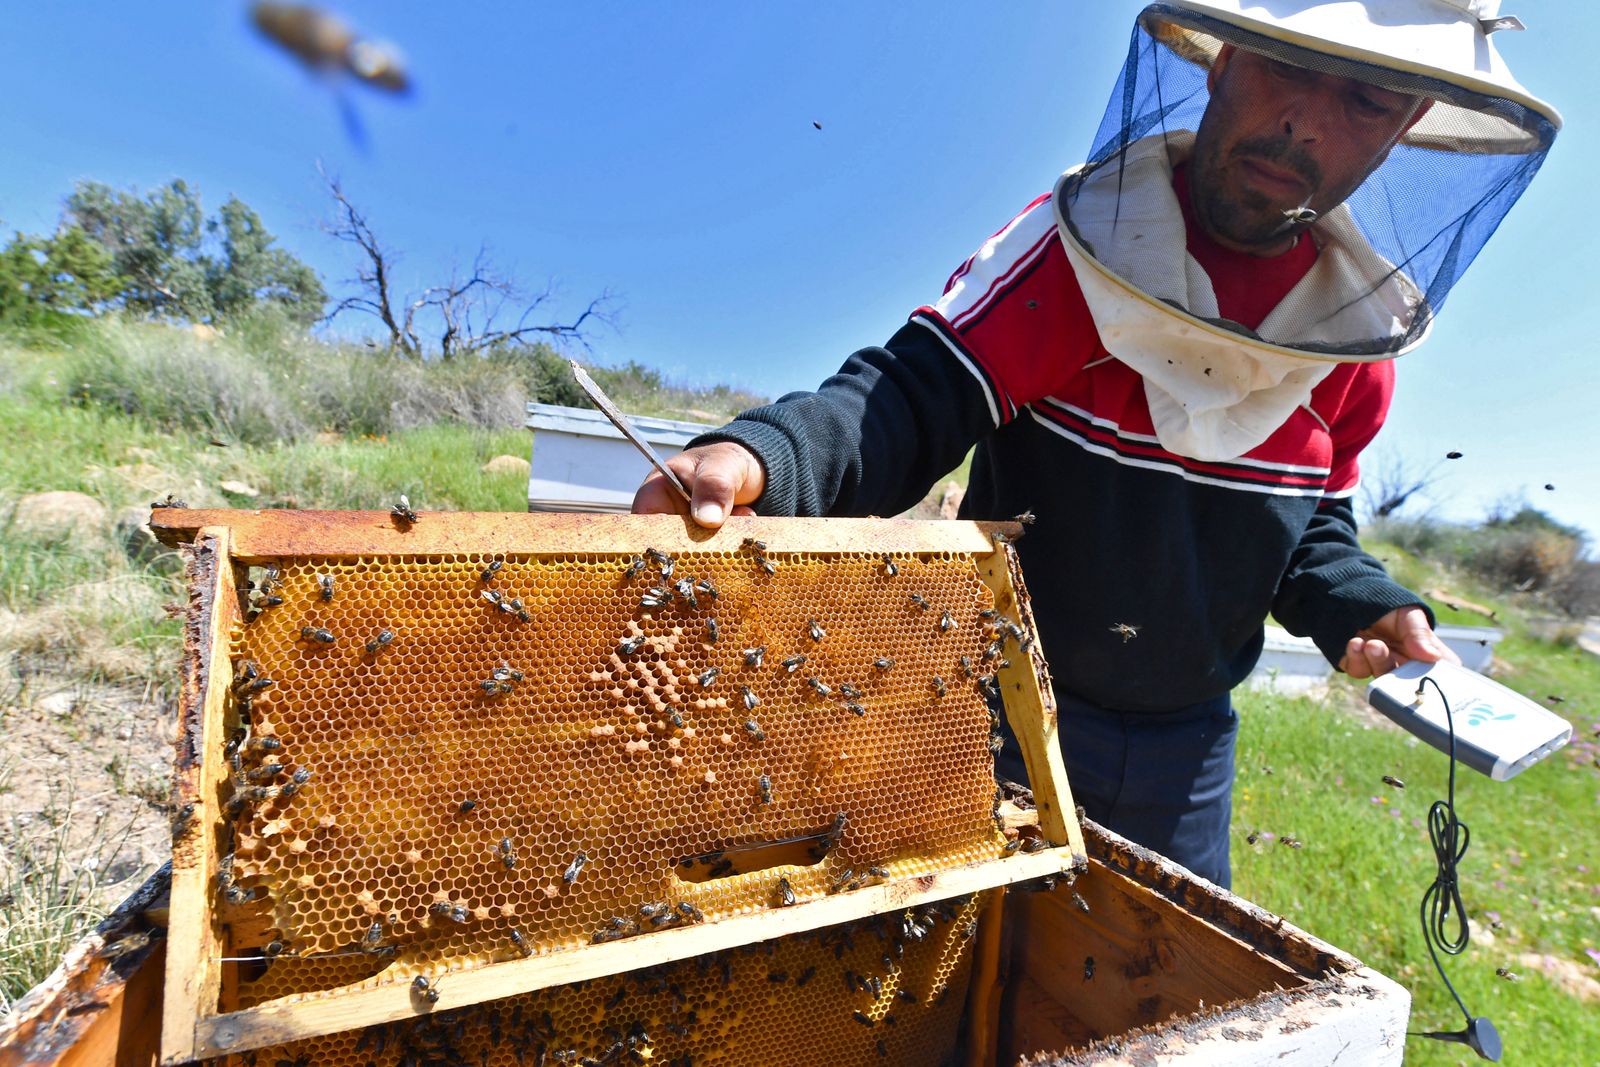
[1053,131,1423,462]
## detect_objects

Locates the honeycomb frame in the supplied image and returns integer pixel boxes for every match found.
[152,511,1085,1064]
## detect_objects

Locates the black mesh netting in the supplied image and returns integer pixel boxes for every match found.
[1060,4,1557,357]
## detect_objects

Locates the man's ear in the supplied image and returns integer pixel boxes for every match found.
[1207,42,1236,93]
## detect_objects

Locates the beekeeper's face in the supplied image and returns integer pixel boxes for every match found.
[1189,44,1431,255]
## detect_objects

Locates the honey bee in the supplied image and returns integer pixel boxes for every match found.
[838,682,861,699]
[365,629,395,654]
[676,901,704,923]
[695,578,719,600]
[509,928,531,957]
[1021,836,1048,854]
[480,678,513,696]
[698,666,720,687]
[757,774,773,804]
[782,654,807,672]
[910,593,930,610]
[807,677,832,698]
[1495,967,1521,982]
[741,538,767,553]
[640,587,672,610]
[300,626,335,644]
[1109,622,1141,643]
[807,618,826,642]
[644,547,674,576]
[743,645,767,667]
[360,919,385,953]
[449,904,470,923]
[931,676,946,698]
[623,556,647,580]
[481,557,504,582]
[958,655,974,677]
[775,877,797,906]
[758,556,778,575]
[618,635,646,656]
[1246,830,1260,845]
[492,663,524,683]
[411,975,440,1004]
[151,494,188,508]
[1280,835,1303,849]
[263,939,284,958]
[873,657,894,671]
[846,702,866,716]
[245,736,283,753]
[741,686,760,711]
[743,718,766,741]
[1071,892,1090,914]
[171,802,197,835]
[939,611,954,632]
[796,965,816,987]
[706,618,720,643]
[316,574,335,601]
[1083,956,1095,981]
[674,578,699,609]
[499,837,517,869]
[390,495,418,526]
[1381,775,1405,789]
[563,852,589,884]
[853,1011,874,1028]
[1002,837,1021,854]
[881,554,898,577]
[279,767,312,798]
[1014,510,1037,525]
[458,799,477,814]
[482,589,503,608]
[506,597,531,622]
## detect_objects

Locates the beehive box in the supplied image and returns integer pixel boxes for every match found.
[143,510,1086,1064]
[0,510,1408,1067]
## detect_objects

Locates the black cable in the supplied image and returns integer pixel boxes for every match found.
[1416,673,1474,1024]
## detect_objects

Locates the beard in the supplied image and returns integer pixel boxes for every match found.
[1189,134,1324,250]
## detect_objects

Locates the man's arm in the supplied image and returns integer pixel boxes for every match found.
[634,319,1004,524]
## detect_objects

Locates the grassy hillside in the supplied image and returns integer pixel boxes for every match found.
[1,322,1595,1060]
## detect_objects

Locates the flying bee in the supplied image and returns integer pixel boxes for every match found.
[1109,622,1141,643]
[1071,892,1090,914]
[743,718,766,741]
[316,574,335,601]
[743,645,766,667]
[782,654,807,672]
[939,611,954,632]
[695,578,719,600]
[1280,835,1303,849]
[881,554,898,577]
[563,852,589,885]
[931,676,946,698]
[807,618,826,642]
[365,629,395,654]
[757,774,772,804]
[846,702,866,716]
[674,578,699,609]
[775,877,797,907]
[1381,775,1405,789]
[706,618,720,643]
[1014,510,1036,525]
[874,657,894,671]
[411,975,440,1004]
[1246,830,1260,845]
[838,682,861,699]
[698,666,720,687]
[807,677,832,698]
[910,593,930,610]
[390,495,418,525]
[499,837,517,869]
[741,686,760,711]
[300,626,335,644]
[1495,967,1521,981]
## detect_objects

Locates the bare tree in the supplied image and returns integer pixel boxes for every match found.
[319,165,614,358]
[1359,449,1448,523]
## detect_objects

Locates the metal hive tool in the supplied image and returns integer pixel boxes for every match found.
[150,511,1085,1065]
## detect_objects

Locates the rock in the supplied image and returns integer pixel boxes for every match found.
[191,323,220,342]
[938,482,965,521]
[481,454,532,477]
[13,491,106,538]
[314,431,344,447]
[219,480,260,497]
[37,690,78,718]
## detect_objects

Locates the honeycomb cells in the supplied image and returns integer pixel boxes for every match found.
[222,548,1010,1006]
[219,894,991,1067]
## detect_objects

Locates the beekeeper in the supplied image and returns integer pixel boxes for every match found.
[633,0,1560,888]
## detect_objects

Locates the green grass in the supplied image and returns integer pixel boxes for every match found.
[1234,633,1600,1064]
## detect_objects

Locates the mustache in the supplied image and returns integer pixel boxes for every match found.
[1228,136,1322,191]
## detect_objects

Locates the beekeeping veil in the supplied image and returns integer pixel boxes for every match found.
[1059,0,1559,460]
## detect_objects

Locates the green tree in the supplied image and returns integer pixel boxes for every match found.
[0,225,124,325]
[206,197,326,325]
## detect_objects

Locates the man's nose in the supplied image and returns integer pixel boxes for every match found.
[1276,93,1327,144]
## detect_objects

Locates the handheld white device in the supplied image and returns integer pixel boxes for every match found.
[1367,660,1572,782]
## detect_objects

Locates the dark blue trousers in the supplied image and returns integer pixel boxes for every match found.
[996,691,1238,889]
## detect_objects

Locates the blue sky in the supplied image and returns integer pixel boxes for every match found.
[1,3,1592,542]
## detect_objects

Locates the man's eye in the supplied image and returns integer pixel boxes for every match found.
[1351,92,1392,118]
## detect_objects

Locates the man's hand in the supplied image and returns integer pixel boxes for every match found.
[1339,604,1459,679]
[630,442,766,529]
